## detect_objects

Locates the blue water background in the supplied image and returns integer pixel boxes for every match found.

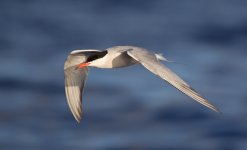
[0,1,247,149]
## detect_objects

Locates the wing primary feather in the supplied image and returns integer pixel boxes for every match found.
[127,48,220,113]
[64,50,102,122]
[64,67,85,122]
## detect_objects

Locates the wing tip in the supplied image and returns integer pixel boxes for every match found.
[72,112,82,123]
[75,116,81,123]
[210,105,222,114]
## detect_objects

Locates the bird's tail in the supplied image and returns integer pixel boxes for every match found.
[155,53,174,62]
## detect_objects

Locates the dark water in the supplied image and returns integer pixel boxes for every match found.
[1,1,247,149]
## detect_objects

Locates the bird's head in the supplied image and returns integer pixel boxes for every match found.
[75,51,107,69]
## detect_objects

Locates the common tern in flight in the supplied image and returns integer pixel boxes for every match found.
[64,46,220,122]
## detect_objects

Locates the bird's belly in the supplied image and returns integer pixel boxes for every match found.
[111,52,138,68]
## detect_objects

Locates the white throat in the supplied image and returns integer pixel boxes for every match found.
[89,55,113,68]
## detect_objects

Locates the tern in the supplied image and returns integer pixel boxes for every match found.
[64,46,220,122]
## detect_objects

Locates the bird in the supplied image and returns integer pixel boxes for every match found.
[64,46,220,122]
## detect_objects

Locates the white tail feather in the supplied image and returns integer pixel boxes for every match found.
[155,53,174,62]
[155,53,166,61]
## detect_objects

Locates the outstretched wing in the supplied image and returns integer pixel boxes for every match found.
[127,48,220,112]
[64,50,102,122]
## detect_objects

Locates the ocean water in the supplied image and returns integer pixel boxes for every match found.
[0,1,247,150]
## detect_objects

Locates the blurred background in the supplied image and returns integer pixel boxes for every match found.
[0,0,247,150]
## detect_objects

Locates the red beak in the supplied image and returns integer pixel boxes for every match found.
[75,62,90,70]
